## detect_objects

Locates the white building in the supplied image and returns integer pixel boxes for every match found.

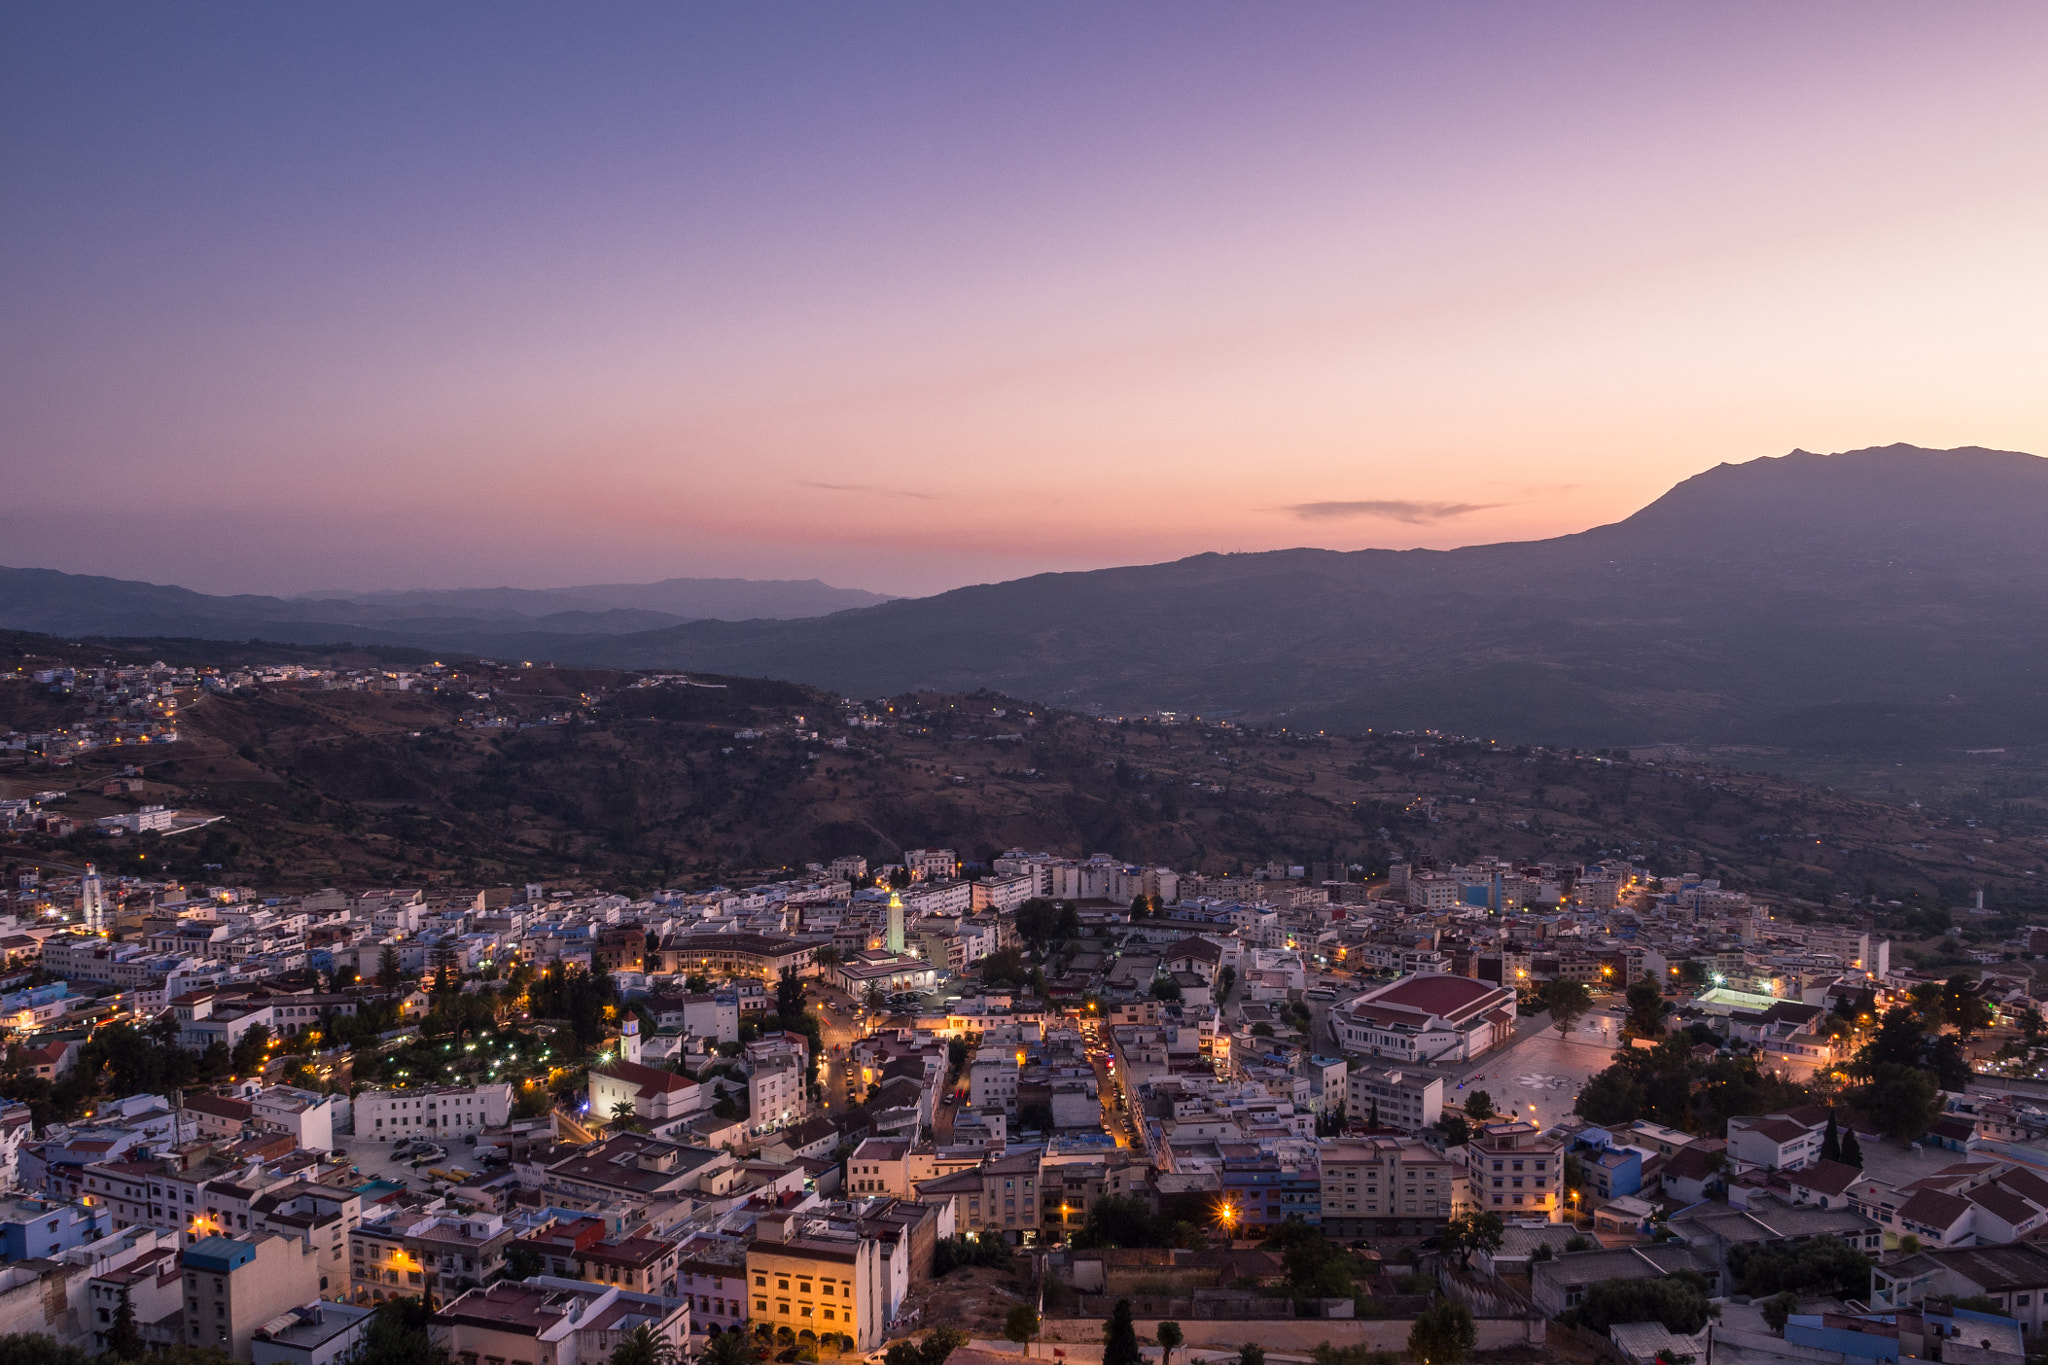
[1332,974,1518,1065]
[354,1083,512,1142]
[749,1063,807,1135]
[251,1086,346,1152]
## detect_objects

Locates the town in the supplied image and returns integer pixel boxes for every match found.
[0,837,2042,1365]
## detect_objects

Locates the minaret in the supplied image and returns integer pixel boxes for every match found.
[886,890,905,954]
[81,864,105,934]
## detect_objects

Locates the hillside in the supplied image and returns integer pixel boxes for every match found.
[10,445,2048,761]
[532,444,2048,753]
[0,569,892,643]
[6,635,2047,941]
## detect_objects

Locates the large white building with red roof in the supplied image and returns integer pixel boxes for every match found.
[1332,973,1518,1064]
[588,1020,707,1132]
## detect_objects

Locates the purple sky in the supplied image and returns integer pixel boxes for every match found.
[6,3,2047,597]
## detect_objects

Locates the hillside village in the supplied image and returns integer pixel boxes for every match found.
[0,829,2047,1365]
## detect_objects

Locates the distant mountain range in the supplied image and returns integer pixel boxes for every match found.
[10,444,2048,754]
[0,571,894,645]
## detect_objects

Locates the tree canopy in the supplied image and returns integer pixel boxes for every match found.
[1566,1274,1711,1334]
[1541,979,1593,1037]
[1103,1301,1144,1365]
[1729,1237,1872,1299]
[1408,1297,1477,1365]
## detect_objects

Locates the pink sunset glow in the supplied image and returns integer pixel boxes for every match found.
[5,3,2046,596]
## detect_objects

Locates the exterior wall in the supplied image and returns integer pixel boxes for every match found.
[1035,1316,1544,1354]
[1345,1070,1442,1132]
[183,1236,322,1361]
[746,1238,884,1352]
[355,1085,512,1140]
[1467,1122,1566,1222]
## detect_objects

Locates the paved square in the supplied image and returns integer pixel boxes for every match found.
[1453,1024,1621,1131]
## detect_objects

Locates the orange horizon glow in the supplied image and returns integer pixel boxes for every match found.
[6,5,2047,597]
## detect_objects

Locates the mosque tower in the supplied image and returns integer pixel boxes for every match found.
[886,890,906,954]
[81,864,105,934]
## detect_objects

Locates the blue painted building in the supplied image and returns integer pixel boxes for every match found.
[0,1197,111,1261]
[1220,1156,1320,1233]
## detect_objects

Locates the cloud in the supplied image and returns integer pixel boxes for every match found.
[799,481,937,501]
[1283,499,1503,523]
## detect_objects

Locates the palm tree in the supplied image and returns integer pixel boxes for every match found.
[610,1100,642,1131]
[609,1323,681,1365]
[703,1330,758,1365]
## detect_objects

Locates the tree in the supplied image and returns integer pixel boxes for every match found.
[1575,1067,1645,1125]
[1730,1238,1872,1298]
[1567,1275,1711,1334]
[1541,979,1593,1038]
[1075,1195,1175,1250]
[1005,1305,1041,1348]
[1850,1063,1942,1143]
[1434,1114,1470,1147]
[1157,1322,1184,1365]
[102,1289,144,1360]
[1408,1297,1477,1365]
[1266,1222,1352,1298]
[935,1230,1017,1274]
[0,1333,93,1365]
[1464,1090,1495,1121]
[1760,1292,1801,1334]
[979,947,1030,987]
[355,1294,441,1365]
[1151,976,1183,1002]
[1841,1127,1863,1168]
[1131,894,1153,919]
[1442,1211,1504,1269]
[1238,1346,1266,1365]
[609,1323,681,1365]
[501,1242,544,1281]
[920,1328,969,1365]
[378,946,404,989]
[702,1330,760,1365]
[1217,965,1237,1003]
[1103,1300,1144,1365]
[231,1024,272,1078]
[610,1100,641,1130]
[1819,1110,1841,1164]
[1625,979,1668,1039]
[1016,898,1063,953]
[1944,974,1994,1040]
[775,968,808,1020]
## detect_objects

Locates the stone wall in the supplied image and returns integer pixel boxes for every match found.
[1033,1314,1545,1355]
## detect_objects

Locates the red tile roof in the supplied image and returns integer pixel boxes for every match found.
[595,1059,698,1098]
[1366,974,1508,1020]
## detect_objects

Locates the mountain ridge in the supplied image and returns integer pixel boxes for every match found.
[7,444,2046,752]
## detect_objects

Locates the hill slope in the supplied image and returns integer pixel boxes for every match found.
[5,639,2041,928]
[0,570,892,643]
[539,444,2048,750]
[9,444,2047,752]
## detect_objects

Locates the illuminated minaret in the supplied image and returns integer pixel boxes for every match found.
[886,890,905,954]
[81,864,105,933]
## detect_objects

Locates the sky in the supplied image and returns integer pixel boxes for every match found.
[5,3,2047,599]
